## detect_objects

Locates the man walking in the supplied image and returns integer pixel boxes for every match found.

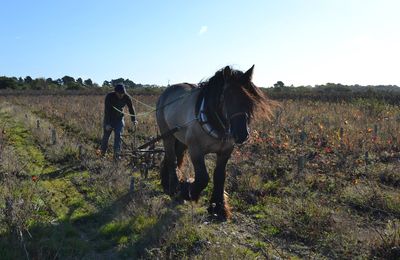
[101,83,137,159]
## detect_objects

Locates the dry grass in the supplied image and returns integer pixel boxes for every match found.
[0,93,399,259]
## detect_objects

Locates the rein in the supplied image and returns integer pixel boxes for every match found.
[113,87,202,118]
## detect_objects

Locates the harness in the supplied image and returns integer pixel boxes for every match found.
[196,89,248,140]
[198,97,220,138]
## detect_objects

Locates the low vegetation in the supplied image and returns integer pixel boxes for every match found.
[0,90,399,259]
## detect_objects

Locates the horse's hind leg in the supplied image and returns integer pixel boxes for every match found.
[208,149,233,220]
[160,136,179,195]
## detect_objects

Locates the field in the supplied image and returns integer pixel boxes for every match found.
[1,91,399,259]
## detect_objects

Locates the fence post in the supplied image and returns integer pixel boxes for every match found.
[141,162,148,179]
[364,151,370,165]
[373,124,378,143]
[275,108,282,126]
[129,175,135,194]
[78,145,83,160]
[297,155,305,174]
[51,129,57,145]
[300,130,307,145]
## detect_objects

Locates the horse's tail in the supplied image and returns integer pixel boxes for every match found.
[175,139,187,182]
[175,139,187,170]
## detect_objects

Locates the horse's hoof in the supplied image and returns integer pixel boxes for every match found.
[178,181,192,201]
[171,194,185,205]
[207,212,228,222]
[207,203,230,221]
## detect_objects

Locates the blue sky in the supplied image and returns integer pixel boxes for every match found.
[1,0,399,87]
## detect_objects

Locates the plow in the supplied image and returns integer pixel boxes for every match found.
[120,126,180,178]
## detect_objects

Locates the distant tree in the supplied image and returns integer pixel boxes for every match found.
[24,76,33,84]
[110,78,125,87]
[44,78,60,89]
[103,80,111,87]
[62,76,75,85]
[0,76,17,89]
[76,77,83,85]
[84,78,93,87]
[274,81,285,88]
[32,78,47,90]
[66,83,82,90]
[107,78,137,88]
[55,78,63,86]
[124,78,136,88]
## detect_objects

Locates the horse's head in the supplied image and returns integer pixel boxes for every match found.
[201,65,272,144]
[220,65,256,144]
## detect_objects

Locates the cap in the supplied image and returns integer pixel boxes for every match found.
[114,83,126,94]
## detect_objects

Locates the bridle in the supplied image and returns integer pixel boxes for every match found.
[198,86,249,140]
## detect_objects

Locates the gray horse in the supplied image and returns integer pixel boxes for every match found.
[156,65,272,220]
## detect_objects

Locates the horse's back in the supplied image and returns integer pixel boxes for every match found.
[156,83,199,135]
[157,83,195,105]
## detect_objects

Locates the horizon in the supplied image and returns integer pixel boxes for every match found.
[1,1,399,87]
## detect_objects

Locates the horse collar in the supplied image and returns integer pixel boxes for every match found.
[198,97,220,139]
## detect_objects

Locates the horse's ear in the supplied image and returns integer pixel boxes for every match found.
[223,66,232,81]
[242,65,255,82]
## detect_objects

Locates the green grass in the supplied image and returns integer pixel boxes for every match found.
[0,111,55,175]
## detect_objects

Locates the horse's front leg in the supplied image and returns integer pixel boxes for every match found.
[208,148,233,220]
[180,149,209,201]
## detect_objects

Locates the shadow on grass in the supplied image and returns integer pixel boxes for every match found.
[0,192,183,259]
[119,202,183,258]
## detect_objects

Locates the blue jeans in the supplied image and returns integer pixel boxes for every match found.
[101,119,124,156]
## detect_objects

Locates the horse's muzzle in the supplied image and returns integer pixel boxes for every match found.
[233,130,249,144]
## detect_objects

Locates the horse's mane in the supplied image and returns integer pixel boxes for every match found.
[198,66,274,121]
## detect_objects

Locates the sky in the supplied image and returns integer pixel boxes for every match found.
[1,0,399,87]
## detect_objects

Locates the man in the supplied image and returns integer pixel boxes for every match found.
[101,83,137,159]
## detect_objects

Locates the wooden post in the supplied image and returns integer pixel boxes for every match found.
[129,176,135,193]
[141,162,148,179]
[300,130,307,145]
[365,151,369,165]
[51,129,57,145]
[275,108,282,126]
[297,155,305,174]
[78,145,83,160]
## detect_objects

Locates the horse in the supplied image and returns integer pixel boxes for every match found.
[156,65,272,220]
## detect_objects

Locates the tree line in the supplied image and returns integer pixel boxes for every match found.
[0,75,161,90]
[264,82,400,105]
[1,75,400,104]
